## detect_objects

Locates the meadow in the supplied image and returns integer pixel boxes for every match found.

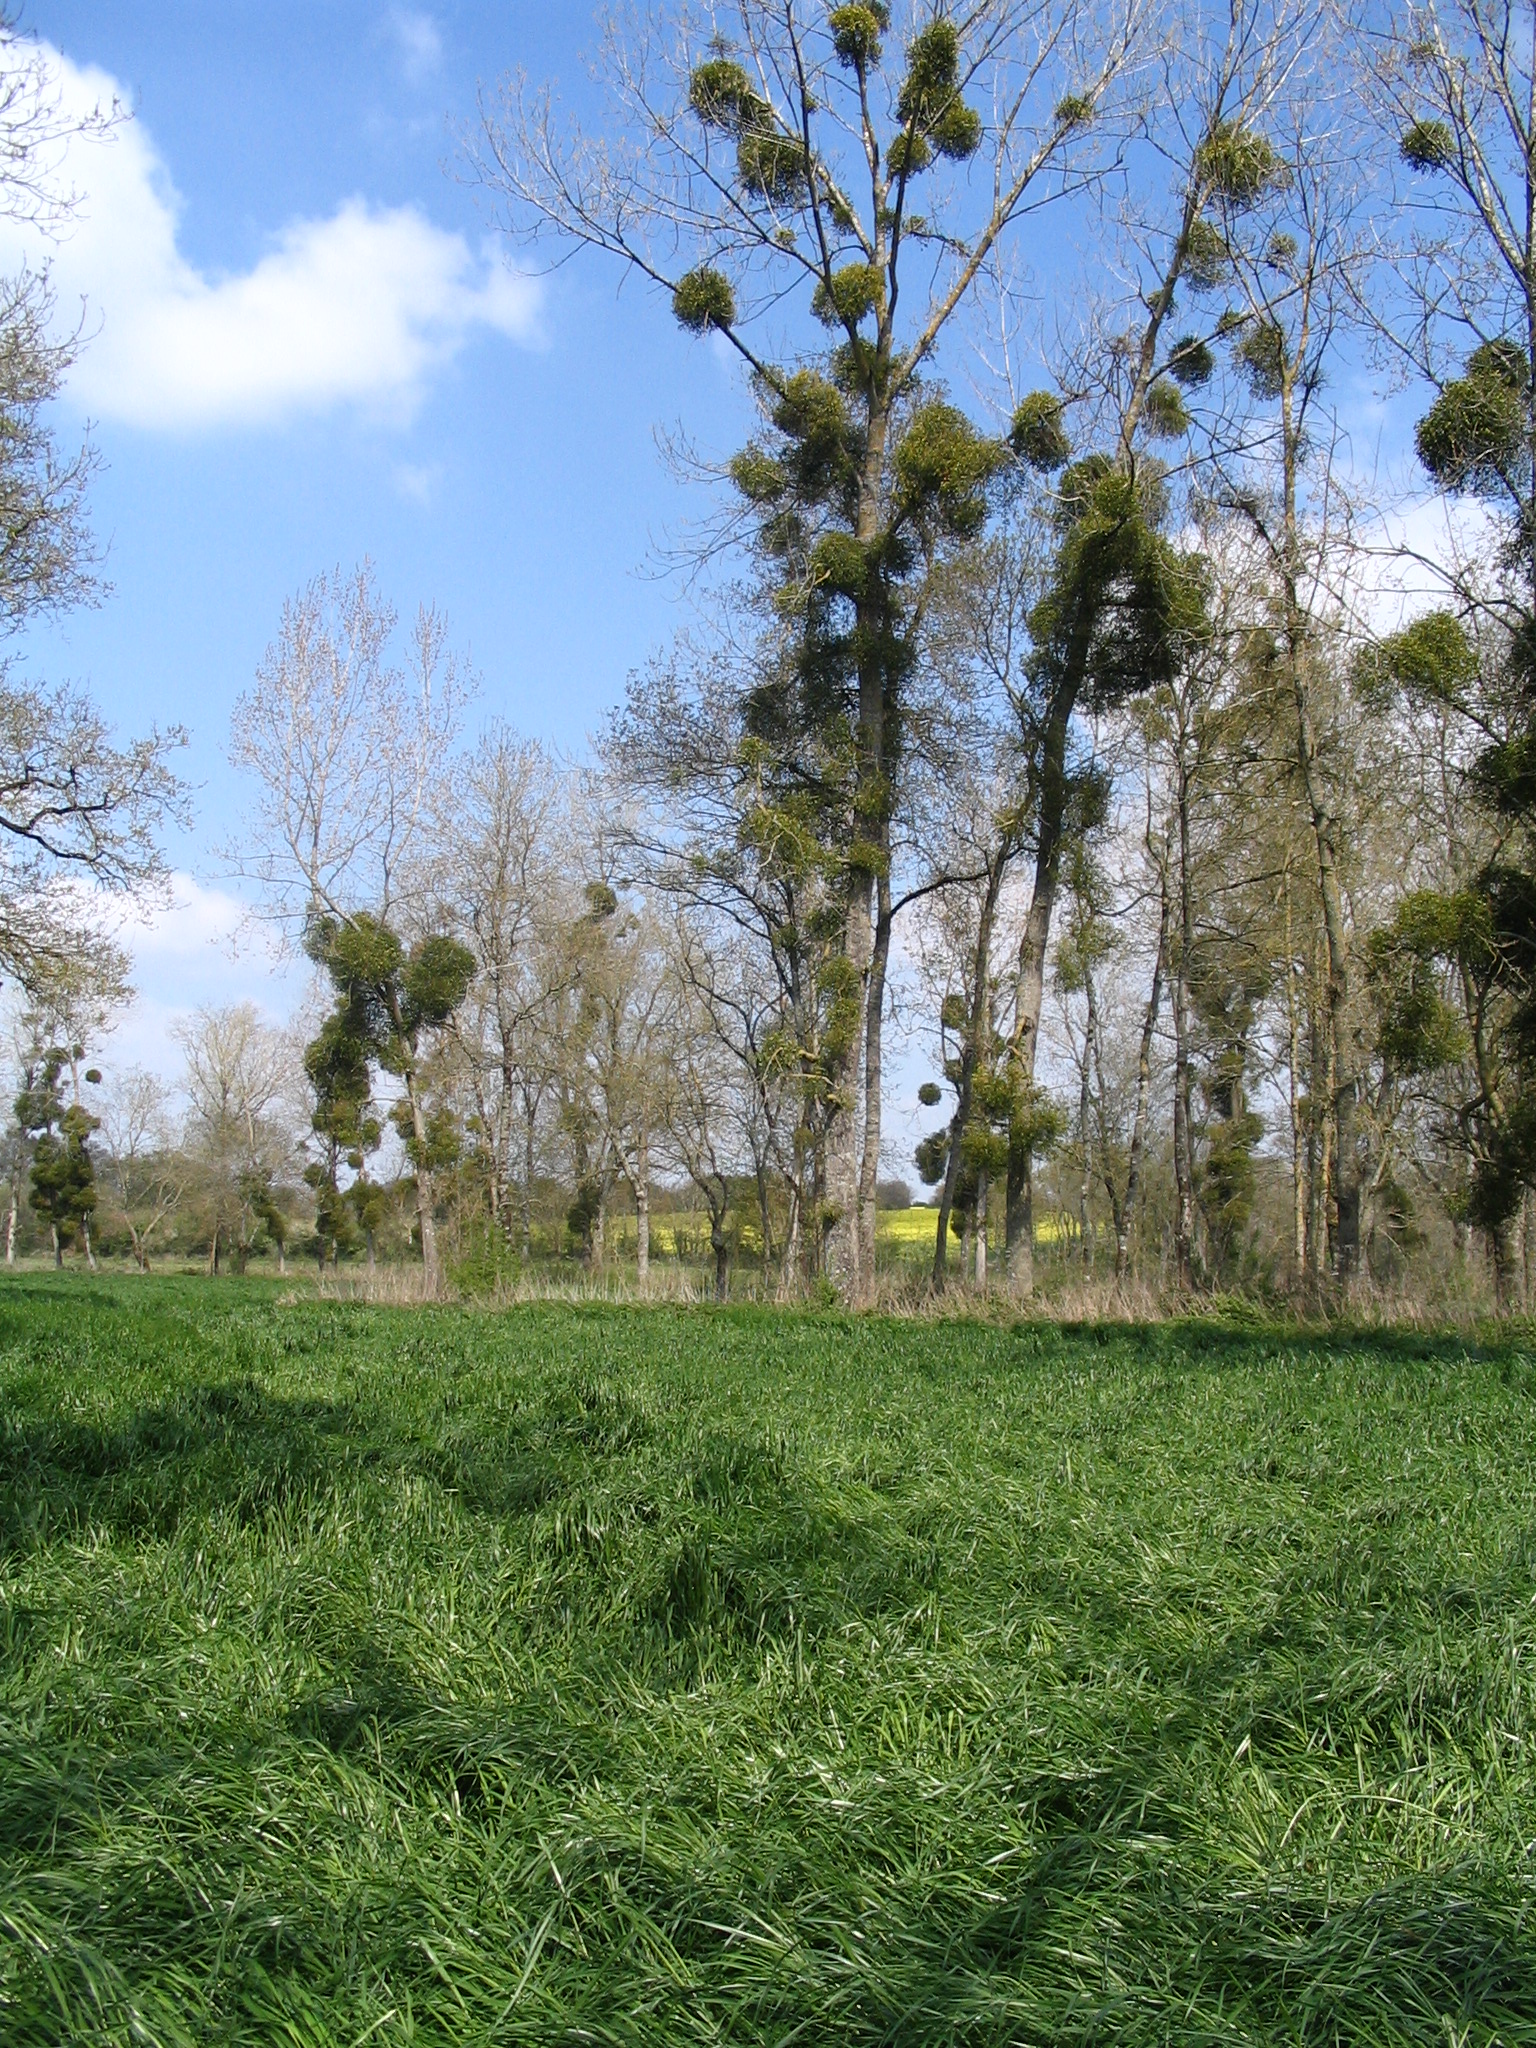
[2,1276,1535,2044]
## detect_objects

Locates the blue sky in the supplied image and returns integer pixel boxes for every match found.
[9,2,760,1060]
[5,2,1439,1130]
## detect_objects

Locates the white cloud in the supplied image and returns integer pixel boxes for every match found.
[0,47,540,431]
[388,8,443,85]
[101,873,310,1081]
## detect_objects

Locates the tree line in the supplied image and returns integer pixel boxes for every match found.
[7,0,1536,1308]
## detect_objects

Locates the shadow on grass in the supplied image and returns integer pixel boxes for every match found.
[867,1846,1536,2044]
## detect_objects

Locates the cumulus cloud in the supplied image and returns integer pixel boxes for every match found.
[0,47,540,431]
[99,873,310,1081]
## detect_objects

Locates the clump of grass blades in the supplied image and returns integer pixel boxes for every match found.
[2,1274,1535,2043]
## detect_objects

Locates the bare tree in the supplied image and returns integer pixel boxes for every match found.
[436,728,574,1254]
[229,564,468,935]
[97,1069,186,1272]
[0,16,182,998]
[176,1004,300,1274]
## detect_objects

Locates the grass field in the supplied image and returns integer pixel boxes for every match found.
[3,1277,1536,2044]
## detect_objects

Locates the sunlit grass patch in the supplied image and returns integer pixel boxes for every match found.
[2,1273,1534,2043]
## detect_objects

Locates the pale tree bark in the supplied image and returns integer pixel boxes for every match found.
[401,1070,440,1290]
[855,877,893,1291]
[1078,961,1098,1274]
[936,843,1011,1290]
[1115,822,1171,1282]
[1004,804,1064,1294]
[1171,729,1196,1290]
[521,1085,538,1259]
[635,1123,650,1288]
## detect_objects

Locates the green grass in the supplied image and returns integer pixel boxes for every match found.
[2,1277,1536,2044]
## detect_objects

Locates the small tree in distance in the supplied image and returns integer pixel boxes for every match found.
[304,915,475,1286]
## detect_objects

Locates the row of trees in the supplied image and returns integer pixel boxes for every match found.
[457,0,1536,1303]
[8,0,1536,1307]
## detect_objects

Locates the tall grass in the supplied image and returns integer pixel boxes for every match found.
[2,1274,1535,2043]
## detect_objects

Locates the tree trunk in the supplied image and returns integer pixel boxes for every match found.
[780,1168,802,1299]
[635,1127,650,1289]
[755,1153,774,1271]
[51,1222,61,1269]
[974,1173,988,1290]
[826,366,895,1307]
[858,877,893,1289]
[711,1210,729,1303]
[1172,753,1195,1291]
[522,1099,535,1259]
[935,848,1008,1291]
[1006,690,1073,1293]
[6,1186,16,1265]
[1276,368,1357,1286]
[1004,875,1054,1295]
[1492,1219,1516,1313]
[206,1225,220,1278]
[823,877,871,1301]
[1284,882,1307,1281]
[1078,965,1096,1275]
[403,1071,439,1291]
[1117,851,1169,1281]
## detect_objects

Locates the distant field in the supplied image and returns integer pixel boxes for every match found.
[3,1276,1535,2043]
[878,1204,1068,1254]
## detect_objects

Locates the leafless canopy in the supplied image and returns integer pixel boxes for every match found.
[228,563,471,934]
